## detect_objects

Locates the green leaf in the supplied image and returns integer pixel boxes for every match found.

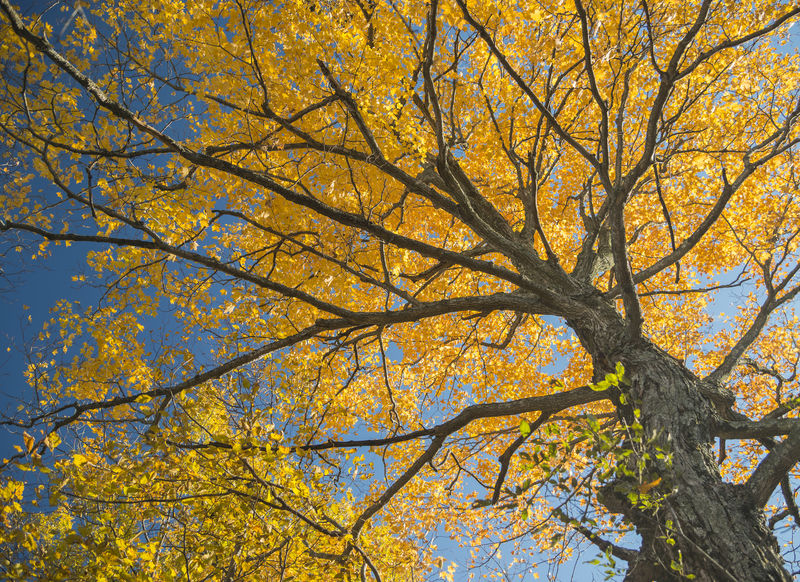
[615,362,625,377]
[520,419,531,437]
[605,373,619,386]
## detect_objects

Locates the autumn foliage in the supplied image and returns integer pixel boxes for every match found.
[1,0,800,579]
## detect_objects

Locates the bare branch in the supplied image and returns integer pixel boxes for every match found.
[573,522,639,563]
[714,417,800,440]
[748,429,800,508]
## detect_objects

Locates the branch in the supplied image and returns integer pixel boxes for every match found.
[638,273,747,297]
[609,194,643,339]
[714,417,800,440]
[418,7,542,274]
[525,151,557,262]
[490,412,550,504]
[421,0,445,152]
[1,290,555,458]
[0,322,328,467]
[678,7,800,80]
[455,0,608,188]
[316,59,383,159]
[481,311,527,349]
[623,0,713,185]
[747,429,800,508]
[616,133,800,293]
[573,523,639,563]
[574,0,610,174]
[653,166,678,282]
[705,296,777,386]
[0,220,358,319]
[778,476,800,527]
[348,384,608,538]
[212,208,421,307]
[706,276,800,386]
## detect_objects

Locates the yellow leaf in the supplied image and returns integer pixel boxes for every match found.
[638,477,662,494]
[23,431,35,454]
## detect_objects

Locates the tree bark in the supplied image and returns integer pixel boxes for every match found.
[568,298,790,581]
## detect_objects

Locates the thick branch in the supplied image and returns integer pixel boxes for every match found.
[715,418,800,440]
[609,194,643,338]
[573,523,639,563]
[706,297,777,386]
[747,429,800,508]
[707,274,800,386]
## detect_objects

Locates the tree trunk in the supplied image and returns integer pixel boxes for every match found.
[567,298,790,581]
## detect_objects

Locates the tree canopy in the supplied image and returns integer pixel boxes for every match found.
[1,0,800,579]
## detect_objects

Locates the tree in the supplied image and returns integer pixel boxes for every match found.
[0,0,799,578]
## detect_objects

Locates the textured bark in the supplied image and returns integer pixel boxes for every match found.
[566,300,791,581]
